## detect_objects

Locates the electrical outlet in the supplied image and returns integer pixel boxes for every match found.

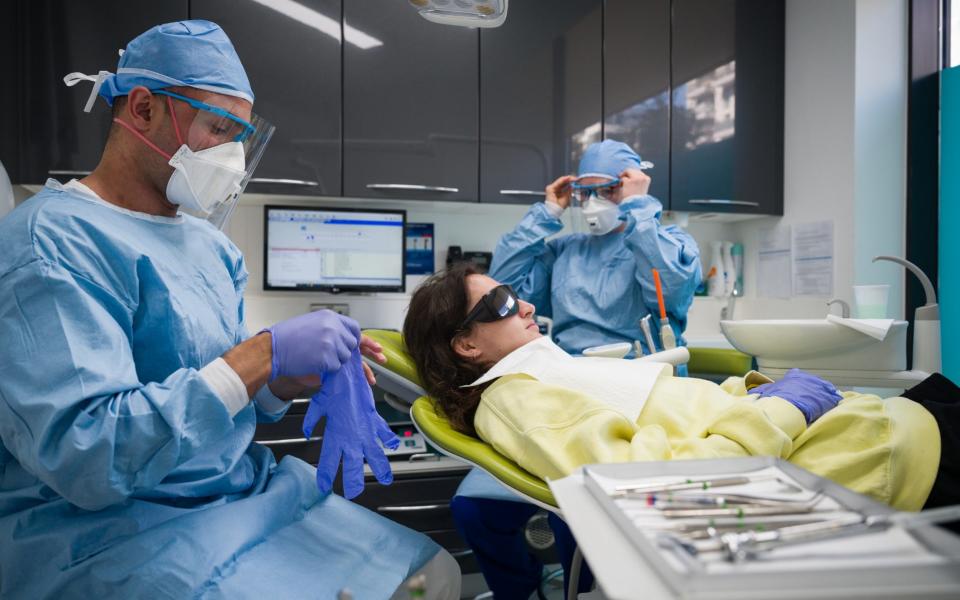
[310,303,350,316]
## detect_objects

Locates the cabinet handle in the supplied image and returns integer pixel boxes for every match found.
[48,170,92,177]
[688,199,760,207]
[449,549,474,558]
[249,178,320,187]
[366,184,459,193]
[408,453,439,462]
[377,504,446,513]
[258,436,321,446]
[499,190,546,197]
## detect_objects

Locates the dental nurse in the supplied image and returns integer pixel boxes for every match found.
[490,139,702,358]
[450,140,702,597]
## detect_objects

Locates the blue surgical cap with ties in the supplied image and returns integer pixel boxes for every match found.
[577,140,643,180]
[64,20,254,112]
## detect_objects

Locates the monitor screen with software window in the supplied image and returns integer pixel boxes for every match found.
[264,205,406,292]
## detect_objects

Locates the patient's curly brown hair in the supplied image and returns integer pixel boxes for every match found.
[403,263,491,434]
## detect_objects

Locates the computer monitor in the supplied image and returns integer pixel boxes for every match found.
[263,205,406,293]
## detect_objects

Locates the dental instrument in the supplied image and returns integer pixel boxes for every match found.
[652,269,676,350]
[660,502,821,519]
[639,314,657,354]
[718,504,960,562]
[614,473,799,496]
[615,475,753,495]
[647,491,824,509]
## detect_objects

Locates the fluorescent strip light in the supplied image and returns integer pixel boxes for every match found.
[249,0,383,50]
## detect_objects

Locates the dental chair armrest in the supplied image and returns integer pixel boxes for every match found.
[635,347,690,367]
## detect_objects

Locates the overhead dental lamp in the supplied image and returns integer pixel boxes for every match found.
[408,0,508,28]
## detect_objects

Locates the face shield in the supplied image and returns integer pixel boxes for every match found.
[154,90,274,229]
[112,89,274,229]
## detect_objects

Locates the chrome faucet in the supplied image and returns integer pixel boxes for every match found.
[826,299,851,318]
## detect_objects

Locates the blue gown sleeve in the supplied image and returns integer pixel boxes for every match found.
[487,202,565,317]
[0,258,240,511]
[229,255,292,424]
[618,195,703,339]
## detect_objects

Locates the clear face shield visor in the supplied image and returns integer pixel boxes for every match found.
[116,89,275,229]
[156,90,274,229]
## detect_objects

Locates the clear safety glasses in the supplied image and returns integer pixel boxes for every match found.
[571,177,621,205]
[153,90,256,143]
[460,284,520,330]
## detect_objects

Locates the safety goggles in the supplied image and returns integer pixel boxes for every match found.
[460,284,520,329]
[571,177,621,204]
[154,90,256,143]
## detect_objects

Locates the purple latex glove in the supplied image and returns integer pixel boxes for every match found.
[265,310,360,382]
[752,368,842,424]
[303,348,400,499]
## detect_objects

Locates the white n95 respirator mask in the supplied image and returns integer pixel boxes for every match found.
[581,195,622,235]
[166,142,246,217]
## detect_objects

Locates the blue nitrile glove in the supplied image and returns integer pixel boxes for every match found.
[303,348,400,499]
[752,368,843,424]
[265,310,361,382]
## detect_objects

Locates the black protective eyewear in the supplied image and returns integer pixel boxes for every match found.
[460,284,520,329]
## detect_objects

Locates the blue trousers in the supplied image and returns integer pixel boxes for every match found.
[450,496,594,598]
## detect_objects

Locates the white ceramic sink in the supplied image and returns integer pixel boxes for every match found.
[720,319,908,372]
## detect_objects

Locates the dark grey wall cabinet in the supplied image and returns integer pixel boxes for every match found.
[1,2,21,183]
[604,0,672,205]
[192,0,343,197]
[343,1,479,202]
[7,0,784,215]
[670,0,784,215]
[18,1,189,184]
[479,0,603,204]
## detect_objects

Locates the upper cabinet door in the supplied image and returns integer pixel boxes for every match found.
[343,0,478,202]
[192,0,343,197]
[19,1,188,184]
[1,3,21,182]
[479,0,602,204]
[604,0,671,205]
[670,0,784,214]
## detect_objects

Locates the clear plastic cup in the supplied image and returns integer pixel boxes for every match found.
[853,284,890,319]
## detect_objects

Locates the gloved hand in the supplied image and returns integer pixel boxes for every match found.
[303,348,400,499]
[265,310,360,382]
[752,368,842,424]
[618,167,651,199]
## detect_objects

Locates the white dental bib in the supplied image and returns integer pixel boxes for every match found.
[468,336,671,421]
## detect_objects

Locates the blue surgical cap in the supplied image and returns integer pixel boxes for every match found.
[79,20,253,108]
[577,140,642,179]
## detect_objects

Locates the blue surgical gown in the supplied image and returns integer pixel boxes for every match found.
[488,196,702,356]
[0,181,438,598]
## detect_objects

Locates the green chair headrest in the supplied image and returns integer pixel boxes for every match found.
[362,329,423,388]
[411,397,557,508]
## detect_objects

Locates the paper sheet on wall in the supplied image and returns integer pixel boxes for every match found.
[758,226,792,298]
[792,221,834,296]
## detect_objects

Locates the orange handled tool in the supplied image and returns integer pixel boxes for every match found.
[652,269,667,320]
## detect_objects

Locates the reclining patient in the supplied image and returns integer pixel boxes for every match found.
[403,264,957,512]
